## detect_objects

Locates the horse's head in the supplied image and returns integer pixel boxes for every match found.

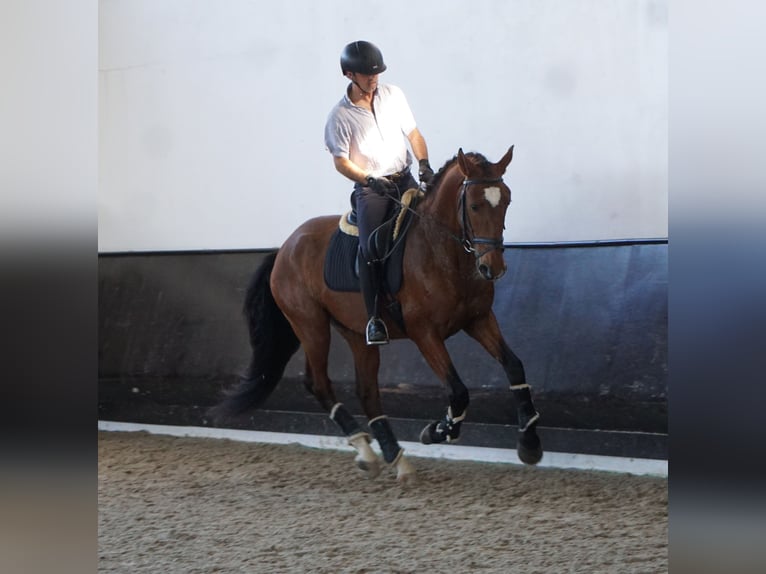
[455,146,514,280]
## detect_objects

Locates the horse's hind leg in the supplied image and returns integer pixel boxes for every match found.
[464,313,542,465]
[284,310,379,477]
[337,326,416,483]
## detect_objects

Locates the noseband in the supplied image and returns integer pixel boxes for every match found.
[459,178,506,257]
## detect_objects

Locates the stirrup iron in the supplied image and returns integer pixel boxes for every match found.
[365,317,389,345]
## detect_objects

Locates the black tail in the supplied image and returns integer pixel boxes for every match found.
[209,251,300,421]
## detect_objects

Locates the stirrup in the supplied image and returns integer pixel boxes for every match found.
[365,318,389,345]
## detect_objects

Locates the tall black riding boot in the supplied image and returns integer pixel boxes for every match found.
[358,257,389,345]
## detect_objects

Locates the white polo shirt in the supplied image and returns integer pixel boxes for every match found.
[324,84,417,177]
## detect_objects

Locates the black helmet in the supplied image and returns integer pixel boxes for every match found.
[340,41,387,75]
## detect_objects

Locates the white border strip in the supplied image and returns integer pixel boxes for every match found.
[98,420,667,477]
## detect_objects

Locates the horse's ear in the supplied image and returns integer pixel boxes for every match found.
[457,148,473,178]
[497,145,514,173]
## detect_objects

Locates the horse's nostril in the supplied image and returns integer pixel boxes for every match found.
[478,264,492,280]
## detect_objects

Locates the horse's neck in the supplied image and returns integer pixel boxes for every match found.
[421,168,463,234]
[415,169,469,264]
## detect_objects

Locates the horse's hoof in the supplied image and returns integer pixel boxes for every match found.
[518,444,543,465]
[397,470,418,486]
[517,430,543,465]
[355,454,382,479]
[420,417,462,445]
[419,422,437,444]
[395,456,417,485]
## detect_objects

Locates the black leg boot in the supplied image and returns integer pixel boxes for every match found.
[358,257,388,345]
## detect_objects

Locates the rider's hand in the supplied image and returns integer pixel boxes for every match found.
[418,159,435,187]
[366,175,397,195]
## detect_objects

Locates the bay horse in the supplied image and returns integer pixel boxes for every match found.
[212,147,542,482]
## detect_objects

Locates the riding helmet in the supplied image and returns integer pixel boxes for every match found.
[340,41,387,75]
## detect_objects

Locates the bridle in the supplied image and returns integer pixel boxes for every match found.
[386,175,508,259]
[458,177,506,257]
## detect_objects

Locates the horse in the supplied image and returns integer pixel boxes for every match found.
[211,146,542,483]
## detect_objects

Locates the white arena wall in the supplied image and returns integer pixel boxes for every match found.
[98,0,668,252]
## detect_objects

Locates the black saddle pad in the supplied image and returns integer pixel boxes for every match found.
[323,188,422,294]
[323,230,406,294]
[323,229,362,292]
[323,223,409,294]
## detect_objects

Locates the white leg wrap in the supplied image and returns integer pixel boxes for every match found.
[447,406,467,423]
[330,402,343,419]
[519,411,540,432]
[510,383,531,390]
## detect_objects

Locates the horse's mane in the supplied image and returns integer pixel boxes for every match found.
[430,152,493,190]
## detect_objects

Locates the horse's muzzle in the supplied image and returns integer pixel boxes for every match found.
[469,237,506,281]
[476,258,507,281]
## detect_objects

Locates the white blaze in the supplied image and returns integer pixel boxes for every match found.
[484,186,502,207]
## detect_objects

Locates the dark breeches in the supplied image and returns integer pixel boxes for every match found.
[352,172,417,260]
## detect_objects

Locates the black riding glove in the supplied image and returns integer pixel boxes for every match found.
[366,175,397,195]
[418,159,435,186]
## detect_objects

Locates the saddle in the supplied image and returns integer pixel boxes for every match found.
[323,188,423,298]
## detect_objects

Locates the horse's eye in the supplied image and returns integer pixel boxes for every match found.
[470,204,479,212]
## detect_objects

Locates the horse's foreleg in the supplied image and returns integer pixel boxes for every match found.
[420,364,470,445]
[465,314,543,465]
[496,339,542,464]
[412,334,470,445]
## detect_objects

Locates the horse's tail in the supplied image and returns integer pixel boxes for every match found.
[209,250,300,421]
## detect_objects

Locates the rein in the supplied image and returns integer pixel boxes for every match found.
[388,177,506,258]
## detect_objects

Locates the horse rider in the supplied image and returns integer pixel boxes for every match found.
[324,40,435,345]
